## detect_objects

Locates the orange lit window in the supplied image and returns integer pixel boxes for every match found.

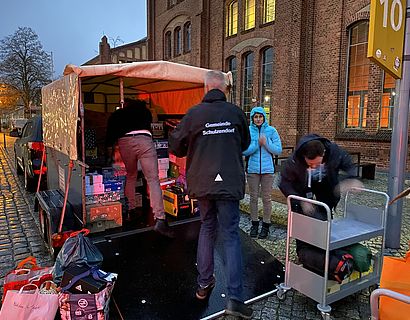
[345,21,369,128]
[380,72,395,129]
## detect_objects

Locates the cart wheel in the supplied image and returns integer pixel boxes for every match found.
[321,312,331,320]
[276,289,286,301]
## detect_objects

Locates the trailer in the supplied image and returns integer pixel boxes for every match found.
[35,61,284,318]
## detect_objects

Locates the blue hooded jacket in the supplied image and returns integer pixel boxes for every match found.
[243,106,282,174]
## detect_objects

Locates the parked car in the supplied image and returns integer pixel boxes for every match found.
[14,116,46,191]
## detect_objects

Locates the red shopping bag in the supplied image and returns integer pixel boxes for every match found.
[379,250,410,319]
[0,284,59,320]
[2,256,53,301]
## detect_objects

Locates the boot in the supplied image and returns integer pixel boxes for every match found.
[258,222,270,239]
[249,221,259,238]
[154,218,175,238]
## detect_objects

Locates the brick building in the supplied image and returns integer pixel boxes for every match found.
[84,35,148,65]
[148,0,404,169]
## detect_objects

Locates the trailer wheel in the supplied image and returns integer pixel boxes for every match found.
[277,289,286,301]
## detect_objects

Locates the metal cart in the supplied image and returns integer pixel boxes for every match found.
[370,288,410,320]
[277,188,389,319]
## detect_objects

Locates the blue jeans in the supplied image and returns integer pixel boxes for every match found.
[197,199,244,302]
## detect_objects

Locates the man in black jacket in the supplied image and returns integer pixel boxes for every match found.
[279,134,362,217]
[106,99,174,238]
[169,71,252,318]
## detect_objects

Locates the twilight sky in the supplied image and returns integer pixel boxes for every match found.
[0,0,147,78]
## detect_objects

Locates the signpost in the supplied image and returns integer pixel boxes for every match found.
[369,0,409,248]
[368,0,406,78]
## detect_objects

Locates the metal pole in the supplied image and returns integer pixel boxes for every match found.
[386,1,410,248]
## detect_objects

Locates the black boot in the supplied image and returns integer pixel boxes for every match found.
[258,222,270,239]
[249,221,259,238]
[154,218,175,238]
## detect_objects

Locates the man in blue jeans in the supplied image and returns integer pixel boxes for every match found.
[169,70,252,318]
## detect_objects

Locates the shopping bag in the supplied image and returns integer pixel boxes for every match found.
[0,284,59,320]
[3,256,53,301]
[379,250,410,319]
[53,229,103,284]
[58,267,117,320]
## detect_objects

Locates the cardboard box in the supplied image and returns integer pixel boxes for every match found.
[154,139,169,159]
[162,186,191,218]
[85,191,121,205]
[87,201,122,226]
[159,169,168,179]
[103,180,123,192]
[85,183,105,195]
[85,173,103,185]
[158,158,170,170]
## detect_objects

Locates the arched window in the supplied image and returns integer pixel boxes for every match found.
[242,52,254,116]
[164,31,172,60]
[244,0,256,30]
[174,27,182,56]
[184,22,191,53]
[380,72,395,129]
[345,21,369,128]
[226,1,238,36]
[260,47,274,121]
[227,56,237,103]
[263,0,275,24]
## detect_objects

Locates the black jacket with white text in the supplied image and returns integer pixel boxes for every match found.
[169,89,250,200]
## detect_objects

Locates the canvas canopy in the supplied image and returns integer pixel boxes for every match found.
[41,61,231,160]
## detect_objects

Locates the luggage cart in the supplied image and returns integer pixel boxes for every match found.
[370,288,410,320]
[277,188,389,319]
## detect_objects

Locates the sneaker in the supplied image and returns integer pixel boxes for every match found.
[225,299,253,319]
[195,278,216,300]
[154,218,175,238]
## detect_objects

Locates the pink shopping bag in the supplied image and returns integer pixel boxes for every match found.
[0,283,58,320]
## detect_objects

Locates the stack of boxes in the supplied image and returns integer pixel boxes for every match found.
[85,171,125,233]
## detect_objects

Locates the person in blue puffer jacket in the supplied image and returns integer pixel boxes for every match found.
[243,106,282,239]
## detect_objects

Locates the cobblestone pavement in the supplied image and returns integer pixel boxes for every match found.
[1,133,409,319]
[0,135,52,291]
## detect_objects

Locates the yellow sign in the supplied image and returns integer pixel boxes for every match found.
[368,0,405,78]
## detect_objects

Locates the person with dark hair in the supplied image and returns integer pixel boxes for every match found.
[279,133,362,218]
[106,98,174,238]
[243,106,282,239]
[169,70,252,319]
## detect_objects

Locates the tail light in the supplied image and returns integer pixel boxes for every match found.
[28,141,44,152]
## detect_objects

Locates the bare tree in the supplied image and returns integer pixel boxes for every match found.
[0,27,52,116]
[109,36,124,48]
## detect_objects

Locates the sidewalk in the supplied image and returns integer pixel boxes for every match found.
[0,137,52,288]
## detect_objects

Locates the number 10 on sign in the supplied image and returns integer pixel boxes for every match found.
[368,0,406,78]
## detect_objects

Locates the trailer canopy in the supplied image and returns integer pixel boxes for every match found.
[41,61,231,160]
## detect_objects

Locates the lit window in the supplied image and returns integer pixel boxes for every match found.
[380,72,396,129]
[263,0,275,24]
[345,21,369,128]
[174,27,182,56]
[227,56,237,103]
[164,31,172,60]
[242,52,254,116]
[244,0,256,30]
[184,22,191,53]
[227,1,238,36]
[260,47,274,122]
